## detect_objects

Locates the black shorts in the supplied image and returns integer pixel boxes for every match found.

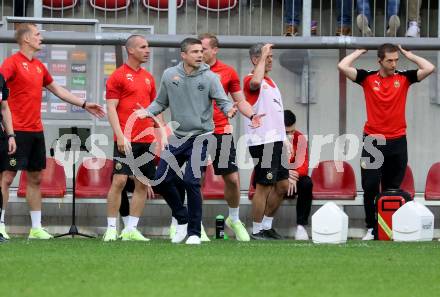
[249,141,289,187]
[210,133,238,176]
[0,131,7,172]
[113,142,156,180]
[6,131,46,172]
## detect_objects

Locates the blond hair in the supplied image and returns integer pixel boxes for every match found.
[15,23,37,44]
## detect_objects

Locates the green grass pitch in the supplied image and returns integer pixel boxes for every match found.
[1,239,440,297]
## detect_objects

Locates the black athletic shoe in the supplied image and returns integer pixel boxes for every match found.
[250,230,268,240]
[263,228,283,240]
[0,233,7,243]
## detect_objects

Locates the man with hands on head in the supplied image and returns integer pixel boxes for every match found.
[338,44,434,240]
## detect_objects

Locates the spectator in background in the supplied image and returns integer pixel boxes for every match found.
[356,0,401,37]
[284,0,353,36]
[284,110,313,241]
[406,0,423,37]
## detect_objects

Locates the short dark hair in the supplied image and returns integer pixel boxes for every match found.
[284,110,296,127]
[377,43,399,60]
[125,34,145,48]
[15,23,37,44]
[181,37,202,52]
[198,33,219,48]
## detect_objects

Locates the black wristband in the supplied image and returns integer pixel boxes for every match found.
[250,113,256,121]
[81,101,87,109]
[8,133,16,138]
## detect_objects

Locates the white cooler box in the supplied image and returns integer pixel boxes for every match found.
[392,201,434,242]
[312,202,348,244]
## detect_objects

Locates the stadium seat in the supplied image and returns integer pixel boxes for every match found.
[425,162,440,200]
[311,160,357,200]
[197,0,238,11]
[43,0,78,10]
[399,165,415,199]
[75,158,113,198]
[17,157,66,198]
[89,0,131,11]
[142,0,184,11]
[201,164,225,199]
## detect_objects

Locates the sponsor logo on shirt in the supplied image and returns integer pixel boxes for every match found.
[21,62,29,71]
[373,80,381,91]
[197,83,205,91]
[145,78,150,85]
[126,73,134,82]
[172,75,180,86]
[36,66,42,74]
[71,64,87,73]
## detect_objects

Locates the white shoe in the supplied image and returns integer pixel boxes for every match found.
[171,223,187,243]
[185,235,201,245]
[362,228,374,241]
[386,15,400,37]
[200,223,210,242]
[356,14,372,37]
[294,225,309,241]
[405,21,420,38]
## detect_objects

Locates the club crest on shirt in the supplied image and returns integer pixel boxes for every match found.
[197,83,205,91]
[145,78,150,85]
[36,66,42,74]
[126,73,134,82]
[22,62,29,71]
[394,80,400,88]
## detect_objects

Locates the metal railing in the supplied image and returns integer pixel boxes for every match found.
[0,0,438,37]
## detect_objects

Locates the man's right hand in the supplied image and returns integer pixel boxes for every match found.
[261,43,273,59]
[117,136,131,154]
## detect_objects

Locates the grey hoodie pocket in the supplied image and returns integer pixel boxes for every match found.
[175,115,203,134]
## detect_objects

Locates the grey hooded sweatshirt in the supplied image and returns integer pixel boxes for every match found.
[146,62,233,138]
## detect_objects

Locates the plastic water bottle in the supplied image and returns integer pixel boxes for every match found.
[215,215,225,239]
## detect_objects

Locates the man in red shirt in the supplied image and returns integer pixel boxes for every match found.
[338,44,435,240]
[104,35,161,242]
[0,23,104,240]
[284,110,313,241]
[198,33,264,242]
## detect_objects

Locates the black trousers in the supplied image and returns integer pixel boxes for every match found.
[361,135,408,229]
[286,176,313,226]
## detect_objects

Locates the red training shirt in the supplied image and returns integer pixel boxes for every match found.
[106,64,156,143]
[289,130,309,177]
[355,69,418,139]
[0,52,53,132]
[211,60,241,134]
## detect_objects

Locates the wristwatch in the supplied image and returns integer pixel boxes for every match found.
[81,101,87,109]
[250,113,256,121]
[7,133,16,138]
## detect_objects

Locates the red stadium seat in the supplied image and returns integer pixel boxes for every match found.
[311,160,357,200]
[201,164,225,199]
[142,0,184,11]
[400,165,415,198]
[43,0,78,9]
[197,0,238,11]
[425,162,440,200]
[75,158,113,198]
[89,0,131,11]
[17,157,66,198]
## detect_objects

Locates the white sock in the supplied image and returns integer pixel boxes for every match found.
[171,217,178,226]
[0,209,5,224]
[107,217,117,230]
[127,216,139,231]
[30,211,42,229]
[121,216,129,228]
[228,207,240,223]
[262,216,273,230]
[252,222,262,234]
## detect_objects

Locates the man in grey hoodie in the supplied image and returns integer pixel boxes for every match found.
[135,37,236,245]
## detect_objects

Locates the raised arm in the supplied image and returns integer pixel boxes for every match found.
[249,43,273,90]
[337,49,367,81]
[398,45,436,82]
